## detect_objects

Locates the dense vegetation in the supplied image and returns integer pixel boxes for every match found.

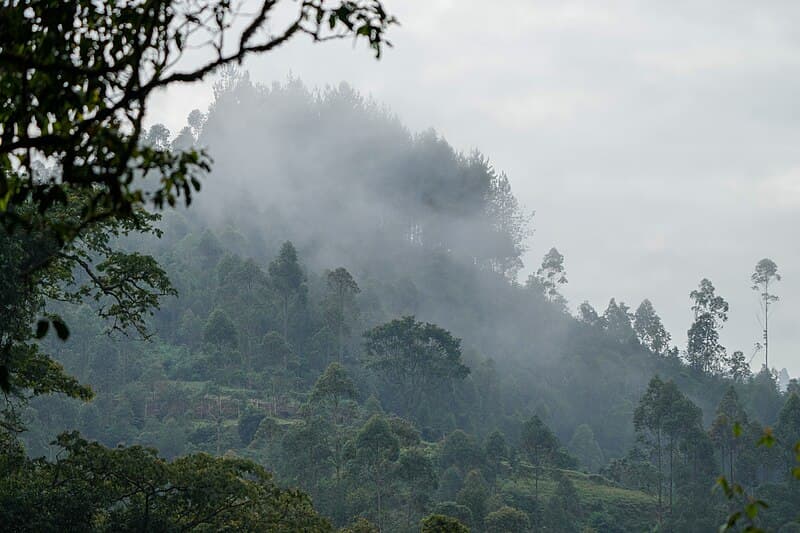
[5,74,798,531]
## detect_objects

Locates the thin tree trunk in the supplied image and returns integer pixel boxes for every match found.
[657,429,663,518]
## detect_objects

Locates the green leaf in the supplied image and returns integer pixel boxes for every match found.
[52,317,70,340]
[35,319,50,339]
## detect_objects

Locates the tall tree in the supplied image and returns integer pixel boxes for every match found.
[310,363,358,484]
[268,241,306,343]
[687,278,729,374]
[324,267,360,363]
[456,470,490,530]
[603,298,636,344]
[775,394,800,472]
[726,350,752,382]
[577,301,604,328]
[354,415,400,531]
[710,386,748,483]
[751,258,780,370]
[529,247,568,304]
[634,376,703,517]
[634,299,671,355]
[363,316,469,417]
[520,415,560,523]
[203,309,238,349]
[396,448,438,529]
[634,376,668,515]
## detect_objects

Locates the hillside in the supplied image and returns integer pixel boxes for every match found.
[22,75,796,532]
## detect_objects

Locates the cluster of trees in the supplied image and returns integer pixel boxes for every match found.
[575,261,782,382]
[0,1,397,530]
[603,376,800,531]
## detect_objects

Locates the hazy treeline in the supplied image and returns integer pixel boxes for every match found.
[18,75,800,531]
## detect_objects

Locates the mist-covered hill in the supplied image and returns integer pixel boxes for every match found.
[24,73,797,531]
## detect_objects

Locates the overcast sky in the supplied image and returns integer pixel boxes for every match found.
[150,0,799,376]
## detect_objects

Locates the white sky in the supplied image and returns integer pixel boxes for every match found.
[150,0,800,376]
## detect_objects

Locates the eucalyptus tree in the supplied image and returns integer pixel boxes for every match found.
[268,241,306,343]
[520,415,560,519]
[751,258,781,370]
[354,415,400,531]
[530,247,568,304]
[634,299,671,355]
[710,387,748,483]
[324,267,361,363]
[687,279,729,374]
[604,298,636,344]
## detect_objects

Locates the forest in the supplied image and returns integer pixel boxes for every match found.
[1,2,798,532]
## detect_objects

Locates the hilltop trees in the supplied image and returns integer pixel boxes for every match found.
[530,247,568,305]
[603,298,636,344]
[687,279,729,374]
[634,299,671,355]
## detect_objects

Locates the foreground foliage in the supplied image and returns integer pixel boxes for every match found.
[0,431,330,531]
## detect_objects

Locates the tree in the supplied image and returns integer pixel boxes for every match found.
[396,448,438,528]
[751,259,781,370]
[775,394,800,471]
[634,376,668,514]
[420,514,469,533]
[603,298,636,344]
[485,505,531,533]
[310,363,358,425]
[440,430,484,472]
[0,202,174,430]
[543,475,581,532]
[568,424,605,472]
[634,376,704,517]
[710,387,748,483]
[687,279,729,374]
[520,415,560,519]
[726,350,752,382]
[324,268,360,363]
[634,299,671,355]
[363,316,469,417]
[529,247,567,304]
[577,301,604,328]
[202,309,238,348]
[456,469,489,530]
[268,241,306,342]
[485,430,509,477]
[354,415,400,531]
[310,363,358,484]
